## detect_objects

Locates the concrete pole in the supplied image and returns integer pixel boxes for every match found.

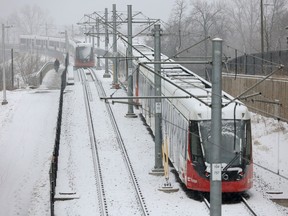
[92,25,95,49]
[210,38,223,216]
[65,30,69,54]
[112,4,119,88]
[275,99,280,175]
[260,0,264,54]
[260,0,264,74]
[88,17,91,43]
[11,48,13,89]
[96,17,101,69]
[125,5,136,118]
[2,24,8,105]
[103,8,111,78]
[85,25,87,43]
[152,24,163,173]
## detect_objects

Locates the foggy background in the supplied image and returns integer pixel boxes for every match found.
[1,0,176,25]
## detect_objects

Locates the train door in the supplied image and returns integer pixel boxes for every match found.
[179,118,188,182]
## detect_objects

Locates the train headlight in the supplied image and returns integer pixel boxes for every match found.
[222,173,229,181]
[236,171,244,180]
[204,171,210,178]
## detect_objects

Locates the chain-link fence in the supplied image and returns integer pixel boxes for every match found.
[227,50,288,76]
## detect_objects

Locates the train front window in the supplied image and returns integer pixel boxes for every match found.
[77,47,92,60]
[197,120,251,167]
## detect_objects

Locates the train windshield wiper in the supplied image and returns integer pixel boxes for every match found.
[223,151,241,171]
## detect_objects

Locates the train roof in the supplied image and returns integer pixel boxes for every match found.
[75,42,93,47]
[19,35,77,48]
[133,44,250,121]
[20,34,65,42]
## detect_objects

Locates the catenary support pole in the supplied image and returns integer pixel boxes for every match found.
[150,24,164,175]
[65,30,69,54]
[92,25,95,49]
[260,0,264,74]
[11,48,13,89]
[125,5,137,118]
[260,0,264,54]
[2,24,8,105]
[96,17,101,69]
[210,38,223,216]
[112,4,119,88]
[103,8,111,78]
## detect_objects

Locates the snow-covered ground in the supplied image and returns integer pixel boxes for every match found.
[0,67,288,215]
[0,70,62,215]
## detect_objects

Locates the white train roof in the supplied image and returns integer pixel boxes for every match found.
[132,44,250,121]
[20,35,77,48]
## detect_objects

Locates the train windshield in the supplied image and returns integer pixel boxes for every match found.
[76,46,92,60]
[194,120,251,167]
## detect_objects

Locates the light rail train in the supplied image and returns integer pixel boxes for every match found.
[74,43,95,68]
[132,44,253,193]
[19,35,75,54]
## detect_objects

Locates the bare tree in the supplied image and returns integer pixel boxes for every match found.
[227,0,262,53]
[9,5,50,35]
[173,0,188,51]
[162,0,188,56]
[264,0,288,51]
[188,0,227,56]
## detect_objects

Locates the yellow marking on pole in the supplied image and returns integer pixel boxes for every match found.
[162,136,169,180]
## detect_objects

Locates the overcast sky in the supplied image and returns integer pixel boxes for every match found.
[1,0,177,26]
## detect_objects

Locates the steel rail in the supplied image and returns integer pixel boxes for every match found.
[78,68,109,216]
[200,192,258,216]
[90,68,150,216]
[241,196,258,216]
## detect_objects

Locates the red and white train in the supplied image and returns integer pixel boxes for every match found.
[74,43,95,68]
[132,44,253,193]
[19,35,95,69]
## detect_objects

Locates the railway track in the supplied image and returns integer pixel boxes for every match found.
[78,68,108,215]
[79,68,149,216]
[200,193,258,216]
[241,195,258,216]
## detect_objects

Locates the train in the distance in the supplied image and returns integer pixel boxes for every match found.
[74,42,95,68]
[131,44,253,193]
[19,35,95,69]
[19,34,75,54]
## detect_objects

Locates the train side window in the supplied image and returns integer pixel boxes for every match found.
[190,121,203,164]
[245,120,252,161]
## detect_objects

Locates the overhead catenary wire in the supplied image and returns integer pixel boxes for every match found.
[223,65,284,108]
[104,57,288,183]
[138,103,288,181]
[86,7,288,183]
[164,36,211,62]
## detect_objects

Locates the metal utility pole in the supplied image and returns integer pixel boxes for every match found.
[112,4,119,88]
[2,24,8,105]
[103,8,111,78]
[85,25,87,43]
[59,30,69,53]
[260,0,265,74]
[151,24,164,174]
[125,5,136,118]
[260,0,264,54]
[11,48,14,89]
[274,99,280,175]
[210,38,223,216]
[96,17,101,69]
[92,25,95,49]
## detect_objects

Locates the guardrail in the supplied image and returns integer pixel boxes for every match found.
[26,62,54,87]
[37,62,55,85]
[49,54,68,216]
